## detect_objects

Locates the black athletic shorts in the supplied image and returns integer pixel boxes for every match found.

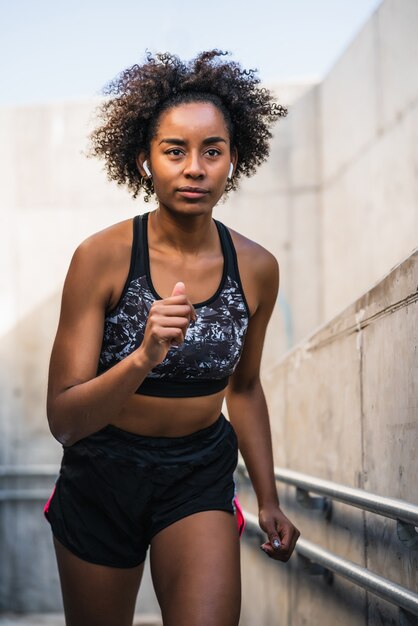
[44,413,238,568]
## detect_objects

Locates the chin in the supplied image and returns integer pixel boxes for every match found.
[158,199,216,216]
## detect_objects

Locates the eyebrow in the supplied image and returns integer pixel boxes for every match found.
[158,136,227,146]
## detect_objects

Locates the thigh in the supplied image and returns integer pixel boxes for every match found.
[53,535,144,626]
[150,510,241,626]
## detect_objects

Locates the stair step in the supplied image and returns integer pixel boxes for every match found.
[133,616,163,626]
[0,614,162,626]
[0,615,65,626]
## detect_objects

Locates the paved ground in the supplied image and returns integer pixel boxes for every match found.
[0,615,162,626]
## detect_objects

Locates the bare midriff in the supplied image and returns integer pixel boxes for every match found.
[109,389,226,437]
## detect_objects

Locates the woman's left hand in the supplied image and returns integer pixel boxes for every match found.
[258,504,300,562]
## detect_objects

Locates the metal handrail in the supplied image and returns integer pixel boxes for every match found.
[244,511,418,617]
[1,465,417,616]
[0,465,58,477]
[0,489,52,502]
[2,464,418,528]
[236,462,418,527]
[0,466,59,502]
[3,464,418,530]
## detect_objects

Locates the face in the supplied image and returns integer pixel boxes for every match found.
[138,102,237,215]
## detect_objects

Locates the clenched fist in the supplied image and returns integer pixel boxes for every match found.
[138,282,196,368]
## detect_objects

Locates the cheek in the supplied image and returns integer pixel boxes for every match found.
[153,169,174,189]
[151,171,175,199]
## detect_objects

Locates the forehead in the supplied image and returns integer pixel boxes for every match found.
[155,102,229,140]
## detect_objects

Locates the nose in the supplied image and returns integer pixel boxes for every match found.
[183,151,205,178]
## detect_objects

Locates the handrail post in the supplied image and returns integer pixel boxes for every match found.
[397,520,418,551]
[296,486,333,520]
[297,553,334,584]
[237,466,418,618]
[399,607,418,626]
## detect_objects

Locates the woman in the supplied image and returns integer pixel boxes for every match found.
[44,50,300,626]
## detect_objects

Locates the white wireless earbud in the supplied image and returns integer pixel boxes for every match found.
[143,160,152,177]
[228,162,234,180]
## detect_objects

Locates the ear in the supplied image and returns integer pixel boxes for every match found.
[136,152,150,178]
[230,146,238,174]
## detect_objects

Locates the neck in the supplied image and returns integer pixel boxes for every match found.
[150,207,217,255]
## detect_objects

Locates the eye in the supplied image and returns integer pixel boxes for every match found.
[166,148,184,156]
[205,148,221,157]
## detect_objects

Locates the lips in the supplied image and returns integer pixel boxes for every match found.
[178,186,209,193]
[177,186,210,199]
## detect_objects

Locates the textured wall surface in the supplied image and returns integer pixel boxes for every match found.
[320,0,418,322]
[239,249,418,625]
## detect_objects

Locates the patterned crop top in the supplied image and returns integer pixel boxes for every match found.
[97,211,250,397]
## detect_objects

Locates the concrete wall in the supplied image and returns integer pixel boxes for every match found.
[238,248,418,626]
[219,0,418,346]
[224,0,418,343]
[320,0,418,322]
[217,81,323,359]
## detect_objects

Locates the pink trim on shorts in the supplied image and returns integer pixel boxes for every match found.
[233,494,246,538]
[43,484,56,520]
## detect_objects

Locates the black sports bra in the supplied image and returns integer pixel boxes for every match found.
[97,211,250,397]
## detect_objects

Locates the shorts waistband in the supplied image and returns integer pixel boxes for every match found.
[84,412,227,450]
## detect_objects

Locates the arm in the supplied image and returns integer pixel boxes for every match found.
[47,233,194,447]
[226,251,300,561]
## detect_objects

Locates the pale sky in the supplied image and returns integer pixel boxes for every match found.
[1,0,382,105]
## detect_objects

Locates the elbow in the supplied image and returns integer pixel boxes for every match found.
[227,375,262,396]
[46,401,75,447]
[47,417,73,447]
[51,428,74,448]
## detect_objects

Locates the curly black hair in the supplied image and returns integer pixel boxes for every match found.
[88,50,288,201]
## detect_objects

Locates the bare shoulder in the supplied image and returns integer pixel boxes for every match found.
[72,217,134,270]
[65,217,135,310]
[227,226,278,274]
[226,226,279,316]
